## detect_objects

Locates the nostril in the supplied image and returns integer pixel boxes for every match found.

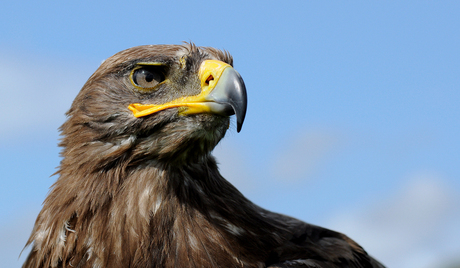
[205,75,214,85]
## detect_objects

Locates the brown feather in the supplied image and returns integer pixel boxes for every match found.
[23,43,384,268]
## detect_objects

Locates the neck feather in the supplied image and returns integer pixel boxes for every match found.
[27,156,286,268]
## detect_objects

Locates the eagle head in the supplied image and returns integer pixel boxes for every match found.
[61,43,246,165]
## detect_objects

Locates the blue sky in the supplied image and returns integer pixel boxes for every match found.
[1,1,459,267]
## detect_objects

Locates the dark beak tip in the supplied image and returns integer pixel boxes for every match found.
[232,71,247,133]
[236,123,242,133]
[235,101,246,133]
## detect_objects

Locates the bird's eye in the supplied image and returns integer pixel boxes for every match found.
[130,66,166,90]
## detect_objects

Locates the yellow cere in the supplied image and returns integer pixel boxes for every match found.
[128,60,231,118]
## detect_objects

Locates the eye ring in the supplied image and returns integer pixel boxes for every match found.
[129,64,166,91]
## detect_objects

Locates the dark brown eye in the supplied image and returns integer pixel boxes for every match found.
[130,66,165,90]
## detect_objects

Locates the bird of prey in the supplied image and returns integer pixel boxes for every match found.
[23,43,385,268]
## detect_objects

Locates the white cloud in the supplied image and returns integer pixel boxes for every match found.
[325,172,460,268]
[0,50,92,139]
[271,128,342,181]
[213,139,257,195]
